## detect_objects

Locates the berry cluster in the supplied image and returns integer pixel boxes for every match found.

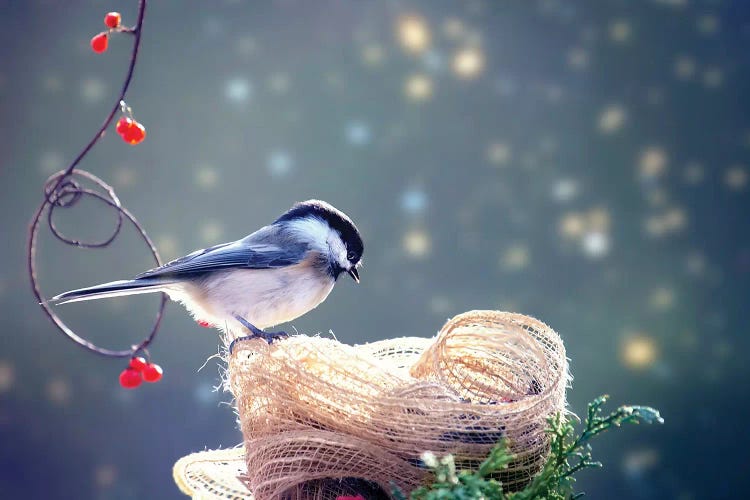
[90,12,123,54]
[89,12,148,145]
[119,356,163,389]
[116,116,146,145]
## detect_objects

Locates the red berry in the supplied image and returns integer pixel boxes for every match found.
[90,32,108,53]
[142,363,163,383]
[119,368,142,389]
[123,121,146,145]
[197,319,212,328]
[116,117,132,135]
[104,12,121,29]
[128,356,147,372]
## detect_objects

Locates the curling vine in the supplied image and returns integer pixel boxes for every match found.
[27,1,167,387]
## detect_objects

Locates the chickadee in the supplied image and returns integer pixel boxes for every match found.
[50,200,364,346]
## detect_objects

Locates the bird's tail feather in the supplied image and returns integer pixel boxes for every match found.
[48,278,175,305]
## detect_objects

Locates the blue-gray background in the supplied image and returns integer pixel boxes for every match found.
[1,0,749,498]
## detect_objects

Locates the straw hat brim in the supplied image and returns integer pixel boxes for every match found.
[173,446,253,499]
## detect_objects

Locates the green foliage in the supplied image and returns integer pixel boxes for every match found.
[392,395,663,500]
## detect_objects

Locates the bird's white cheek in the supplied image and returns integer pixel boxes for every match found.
[327,236,349,269]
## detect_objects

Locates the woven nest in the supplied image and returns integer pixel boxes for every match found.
[174,310,570,499]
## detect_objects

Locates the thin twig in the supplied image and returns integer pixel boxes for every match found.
[27,0,166,359]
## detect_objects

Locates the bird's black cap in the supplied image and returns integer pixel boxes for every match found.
[275,200,364,263]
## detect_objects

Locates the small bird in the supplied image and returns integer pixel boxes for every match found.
[50,200,363,346]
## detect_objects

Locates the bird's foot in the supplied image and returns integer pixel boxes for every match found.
[230,315,289,354]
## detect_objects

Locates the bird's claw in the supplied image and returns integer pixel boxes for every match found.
[229,315,289,354]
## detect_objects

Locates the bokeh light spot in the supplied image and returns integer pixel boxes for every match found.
[200,221,224,244]
[404,74,433,102]
[582,231,610,259]
[598,105,627,134]
[401,188,428,214]
[113,167,137,189]
[345,121,372,146]
[224,77,253,102]
[0,361,14,394]
[487,142,512,166]
[195,382,219,405]
[649,287,676,311]
[46,378,71,405]
[559,213,586,239]
[267,73,290,94]
[267,150,294,178]
[567,47,589,70]
[725,165,747,191]
[361,44,385,67]
[403,229,431,258]
[609,20,632,43]
[39,151,64,174]
[396,14,431,54]
[683,162,704,185]
[501,244,530,272]
[621,334,659,371]
[195,165,219,189]
[551,179,580,203]
[94,464,117,489]
[155,235,179,261]
[622,448,660,477]
[80,77,106,103]
[639,147,668,179]
[452,47,484,80]
[674,55,696,80]
[702,67,724,88]
[235,35,258,57]
[42,74,63,93]
[697,14,719,36]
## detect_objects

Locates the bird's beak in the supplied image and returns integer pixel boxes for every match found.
[347,267,360,283]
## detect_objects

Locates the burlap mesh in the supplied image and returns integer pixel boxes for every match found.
[219,310,569,499]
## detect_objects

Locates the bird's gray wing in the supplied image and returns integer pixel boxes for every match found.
[135,234,308,280]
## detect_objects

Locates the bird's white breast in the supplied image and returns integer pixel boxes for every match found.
[166,260,335,336]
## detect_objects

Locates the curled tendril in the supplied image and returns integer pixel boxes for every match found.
[44,170,125,247]
[27,0,165,359]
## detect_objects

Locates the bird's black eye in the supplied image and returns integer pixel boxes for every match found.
[347,251,356,261]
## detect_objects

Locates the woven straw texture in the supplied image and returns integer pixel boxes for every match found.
[174,310,569,499]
